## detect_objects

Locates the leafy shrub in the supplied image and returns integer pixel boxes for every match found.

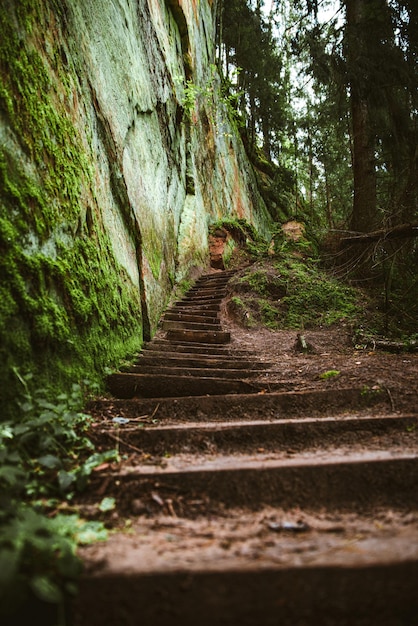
[0,374,116,622]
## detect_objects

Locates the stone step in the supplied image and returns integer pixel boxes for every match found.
[181,293,224,302]
[163,312,220,324]
[74,527,418,626]
[170,302,222,312]
[91,388,390,422]
[187,286,227,297]
[141,339,252,356]
[185,285,228,295]
[87,451,418,512]
[164,329,231,344]
[93,414,418,456]
[164,307,220,319]
[106,372,265,399]
[196,270,236,281]
[121,364,269,379]
[177,300,223,309]
[161,319,222,332]
[134,354,272,369]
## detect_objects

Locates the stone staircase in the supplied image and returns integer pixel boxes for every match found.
[106,270,274,398]
[73,269,418,626]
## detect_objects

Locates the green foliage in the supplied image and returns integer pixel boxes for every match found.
[178,77,201,119]
[228,295,256,328]
[0,379,115,620]
[177,64,243,130]
[211,218,273,261]
[1,375,118,500]
[211,217,259,244]
[0,506,105,619]
[228,254,362,331]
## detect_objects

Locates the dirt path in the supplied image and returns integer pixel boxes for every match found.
[73,269,418,626]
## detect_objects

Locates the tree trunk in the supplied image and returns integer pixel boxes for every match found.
[345,0,378,233]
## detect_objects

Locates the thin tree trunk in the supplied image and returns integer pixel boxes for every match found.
[345,0,378,233]
[324,168,333,228]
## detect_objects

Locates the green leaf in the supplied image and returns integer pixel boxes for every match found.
[58,470,76,491]
[74,520,108,544]
[20,401,34,413]
[36,399,57,411]
[30,575,63,603]
[38,455,62,469]
[81,450,119,475]
[0,425,14,439]
[98,497,116,512]
[0,464,26,486]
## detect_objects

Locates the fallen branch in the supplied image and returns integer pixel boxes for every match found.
[104,431,144,455]
[342,222,418,245]
[355,336,418,353]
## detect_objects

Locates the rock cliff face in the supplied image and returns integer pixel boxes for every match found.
[0,0,271,412]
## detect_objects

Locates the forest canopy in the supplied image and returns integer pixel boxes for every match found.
[216,0,417,234]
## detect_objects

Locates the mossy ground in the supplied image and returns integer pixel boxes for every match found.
[224,222,370,334]
[227,255,364,331]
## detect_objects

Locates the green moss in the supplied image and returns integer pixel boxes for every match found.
[319,370,341,380]
[210,218,260,245]
[0,218,144,418]
[143,227,164,281]
[229,257,363,331]
[0,3,143,420]
[0,7,90,240]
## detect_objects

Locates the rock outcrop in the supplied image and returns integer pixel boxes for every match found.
[0,0,271,412]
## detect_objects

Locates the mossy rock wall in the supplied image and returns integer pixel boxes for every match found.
[0,0,272,417]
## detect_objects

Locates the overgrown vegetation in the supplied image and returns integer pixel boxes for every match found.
[0,376,116,624]
[224,220,370,333]
[228,255,362,331]
[217,0,418,327]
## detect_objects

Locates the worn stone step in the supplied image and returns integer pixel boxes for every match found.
[170,302,222,312]
[93,414,418,456]
[187,286,227,297]
[190,282,229,292]
[164,329,231,344]
[177,300,223,310]
[90,388,390,422]
[188,282,228,290]
[106,372,265,399]
[74,525,418,626]
[161,320,222,332]
[141,341,252,356]
[88,451,418,512]
[163,312,220,324]
[196,270,236,281]
[138,339,251,361]
[134,354,272,369]
[181,292,224,301]
[165,307,220,318]
[121,364,269,379]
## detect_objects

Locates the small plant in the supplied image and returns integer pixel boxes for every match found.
[360,384,383,400]
[0,373,116,622]
[319,370,341,380]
